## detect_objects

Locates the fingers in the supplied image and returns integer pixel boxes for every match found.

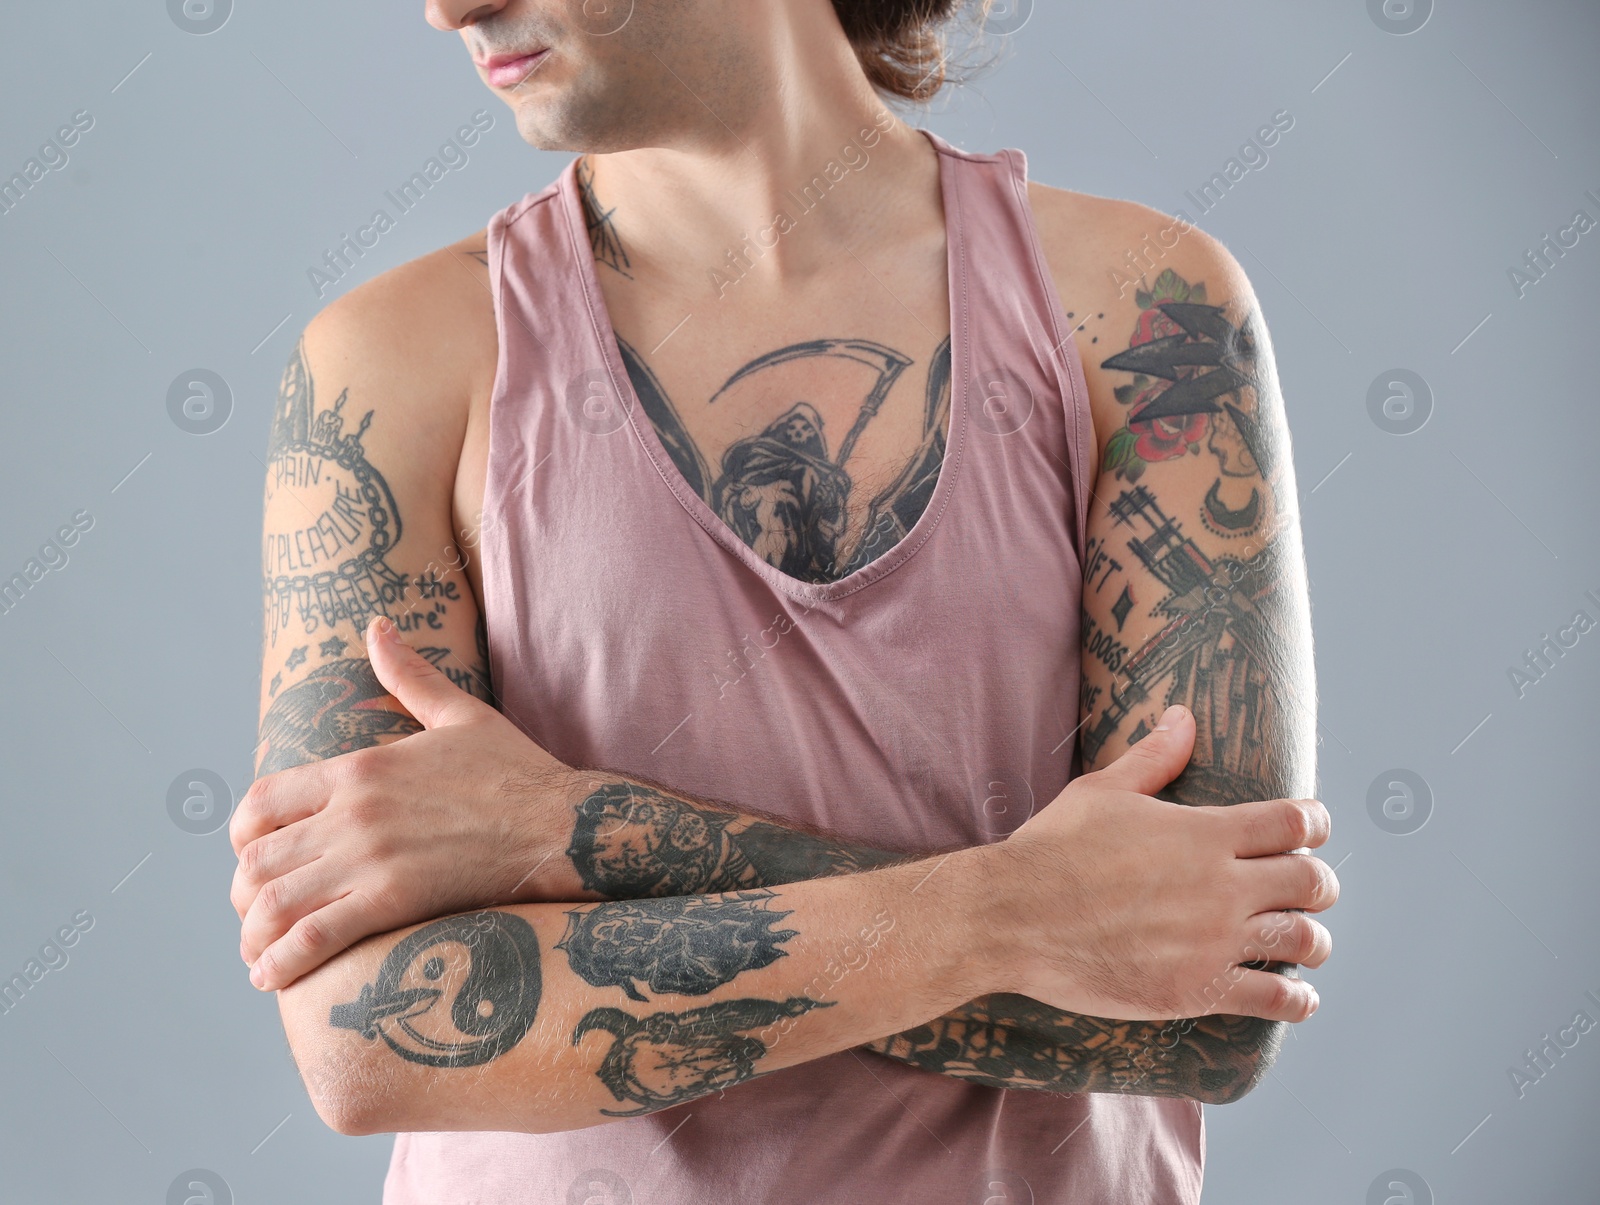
[1241,850,1340,914]
[1200,966,1320,1023]
[1242,911,1333,969]
[249,892,373,992]
[1227,796,1330,858]
[1088,704,1195,797]
[230,822,320,918]
[365,614,482,730]
[240,860,344,967]
[230,766,329,856]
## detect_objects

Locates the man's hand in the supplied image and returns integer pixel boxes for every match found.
[232,615,579,989]
[983,702,1336,1023]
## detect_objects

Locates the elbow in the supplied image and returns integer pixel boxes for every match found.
[278,982,401,1137]
[1191,1019,1285,1106]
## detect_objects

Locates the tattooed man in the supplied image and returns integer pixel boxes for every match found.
[235,2,1337,1202]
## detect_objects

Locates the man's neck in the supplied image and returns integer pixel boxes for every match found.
[576,61,939,295]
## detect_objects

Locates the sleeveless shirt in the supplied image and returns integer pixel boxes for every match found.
[383,128,1204,1205]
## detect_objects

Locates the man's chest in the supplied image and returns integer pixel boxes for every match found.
[598,265,956,584]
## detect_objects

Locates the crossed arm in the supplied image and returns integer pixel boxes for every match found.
[247,230,1318,1132]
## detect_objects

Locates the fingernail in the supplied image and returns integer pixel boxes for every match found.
[249,963,264,989]
[371,615,393,642]
[1154,704,1187,731]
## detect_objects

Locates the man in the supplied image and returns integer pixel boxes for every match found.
[235,1,1337,1201]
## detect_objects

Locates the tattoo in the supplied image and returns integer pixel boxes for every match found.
[1082,486,1283,804]
[566,782,900,899]
[557,891,797,1002]
[867,993,1279,1104]
[417,644,495,704]
[319,635,348,657]
[264,338,408,647]
[617,335,950,584]
[256,658,420,774]
[329,911,543,1069]
[574,997,829,1116]
[1202,478,1261,538]
[577,155,631,279]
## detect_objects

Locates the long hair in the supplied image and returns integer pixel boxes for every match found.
[831,0,998,103]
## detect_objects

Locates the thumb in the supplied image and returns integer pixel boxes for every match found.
[1090,704,1195,797]
[365,614,482,729]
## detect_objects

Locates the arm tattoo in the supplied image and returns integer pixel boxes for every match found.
[264,338,407,649]
[567,782,903,898]
[329,911,543,1068]
[557,891,797,1002]
[257,658,420,774]
[574,996,830,1117]
[868,994,1279,1102]
[257,341,496,771]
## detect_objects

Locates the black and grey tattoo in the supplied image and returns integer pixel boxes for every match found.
[566,782,901,899]
[868,993,1279,1105]
[578,155,631,279]
[574,996,829,1116]
[264,340,407,648]
[557,891,797,1002]
[329,911,543,1069]
[617,335,950,584]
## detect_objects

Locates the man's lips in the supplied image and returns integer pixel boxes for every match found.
[479,49,550,89]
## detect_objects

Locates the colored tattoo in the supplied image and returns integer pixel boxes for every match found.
[257,339,496,771]
[557,891,798,1002]
[329,911,543,1068]
[574,996,830,1116]
[256,658,421,774]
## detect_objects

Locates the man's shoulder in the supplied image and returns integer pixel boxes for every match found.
[307,229,494,362]
[1023,181,1243,306]
[300,229,498,432]
[292,230,498,483]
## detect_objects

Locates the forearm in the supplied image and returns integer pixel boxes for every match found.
[278,850,992,1135]
[537,770,1282,1104]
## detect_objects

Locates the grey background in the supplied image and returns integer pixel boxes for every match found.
[1,1,1596,1202]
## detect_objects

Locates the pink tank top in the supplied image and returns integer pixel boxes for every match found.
[384,128,1203,1205]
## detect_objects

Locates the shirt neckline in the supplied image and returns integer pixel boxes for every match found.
[560,125,972,605]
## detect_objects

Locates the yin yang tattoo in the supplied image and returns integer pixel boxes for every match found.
[329,911,542,1068]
